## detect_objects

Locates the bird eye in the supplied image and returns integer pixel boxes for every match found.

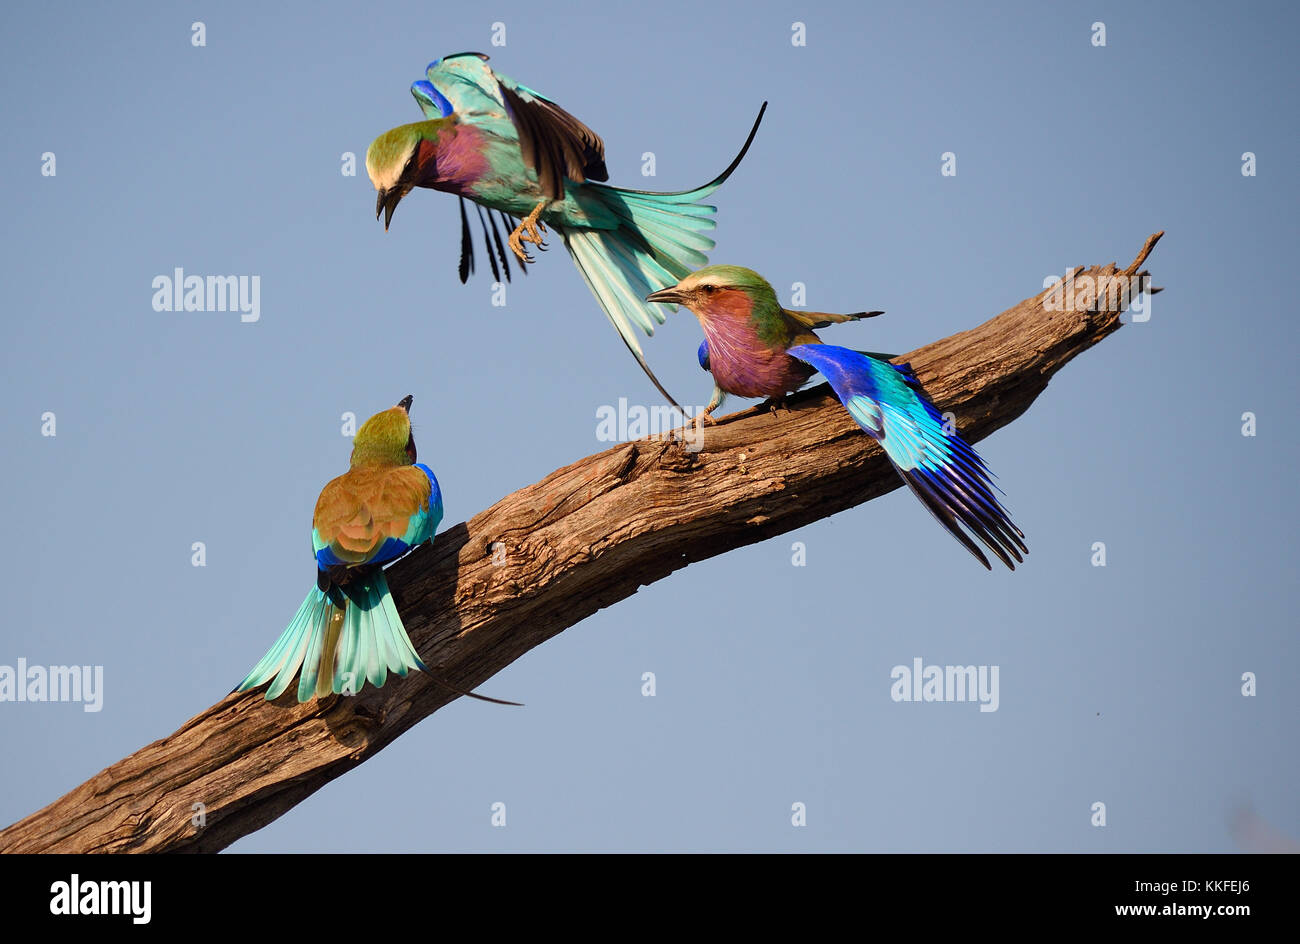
[701,284,716,294]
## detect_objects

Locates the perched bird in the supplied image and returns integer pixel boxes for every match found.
[646,266,1027,571]
[365,52,766,409]
[237,396,513,704]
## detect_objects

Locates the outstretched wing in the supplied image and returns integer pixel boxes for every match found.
[787,343,1027,571]
[409,53,599,281]
[414,52,607,199]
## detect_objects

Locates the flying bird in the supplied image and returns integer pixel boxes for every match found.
[647,266,1027,571]
[237,396,515,704]
[365,52,766,409]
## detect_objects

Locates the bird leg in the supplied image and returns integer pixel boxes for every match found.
[681,387,723,450]
[680,407,715,453]
[507,199,550,264]
[693,408,717,436]
[695,384,726,428]
[759,394,791,415]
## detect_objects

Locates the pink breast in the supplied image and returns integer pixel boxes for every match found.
[425,125,490,193]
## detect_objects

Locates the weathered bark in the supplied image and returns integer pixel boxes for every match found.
[0,234,1163,853]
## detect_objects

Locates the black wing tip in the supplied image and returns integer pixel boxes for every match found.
[457,197,473,284]
[486,209,513,282]
[473,203,502,283]
[901,465,1025,572]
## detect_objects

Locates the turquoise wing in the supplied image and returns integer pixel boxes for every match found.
[412,52,607,198]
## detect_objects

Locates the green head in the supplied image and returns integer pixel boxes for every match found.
[351,395,418,468]
[366,122,437,230]
[644,265,780,322]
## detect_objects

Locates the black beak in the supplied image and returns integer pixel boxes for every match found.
[645,286,685,305]
[377,189,404,231]
[400,395,416,462]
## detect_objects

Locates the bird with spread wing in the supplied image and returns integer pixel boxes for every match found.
[647,266,1028,571]
[366,52,766,409]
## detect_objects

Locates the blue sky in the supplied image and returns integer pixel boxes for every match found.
[0,0,1295,852]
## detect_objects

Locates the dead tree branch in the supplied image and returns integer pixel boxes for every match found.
[0,233,1163,853]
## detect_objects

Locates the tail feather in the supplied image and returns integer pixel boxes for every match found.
[614,190,720,215]
[374,592,404,676]
[620,222,714,270]
[295,600,337,700]
[788,309,885,329]
[607,101,767,202]
[380,588,424,671]
[240,590,329,701]
[567,230,660,333]
[599,232,687,301]
[612,198,719,225]
[603,199,719,246]
[560,103,767,409]
[313,608,344,699]
[341,598,377,693]
[236,571,426,704]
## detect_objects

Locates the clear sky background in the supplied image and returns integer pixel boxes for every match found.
[0,1,1295,852]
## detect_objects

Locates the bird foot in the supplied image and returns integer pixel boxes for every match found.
[507,202,549,264]
[759,395,791,415]
[679,409,714,452]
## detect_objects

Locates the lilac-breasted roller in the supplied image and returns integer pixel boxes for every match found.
[646,266,1028,571]
[364,52,766,410]
[237,396,514,704]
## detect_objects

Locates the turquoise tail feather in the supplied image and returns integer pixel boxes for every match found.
[236,571,426,703]
[561,103,767,409]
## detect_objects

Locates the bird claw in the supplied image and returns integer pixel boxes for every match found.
[507,218,547,265]
[507,230,535,265]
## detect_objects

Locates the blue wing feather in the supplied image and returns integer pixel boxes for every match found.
[416,462,444,532]
[787,343,1026,570]
[411,79,453,118]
